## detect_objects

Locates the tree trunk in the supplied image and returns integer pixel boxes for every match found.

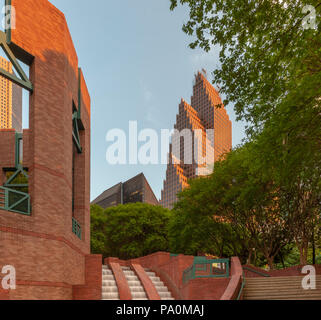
[312,231,316,265]
[247,250,252,265]
[299,242,309,265]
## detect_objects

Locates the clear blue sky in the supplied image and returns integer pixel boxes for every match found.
[49,0,246,201]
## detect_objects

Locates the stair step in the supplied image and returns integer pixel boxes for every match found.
[102,270,113,275]
[123,270,135,276]
[125,275,139,281]
[159,292,172,298]
[127,280,141,286]
[132,292,147,299]
[102,292,119,299]
[102,286,118,293]
[103,280,117,286]
[150,276,160,282]
[155,286,170,292]
[129,286,145,292]
[152,281,164,287]
[121,266,131,270]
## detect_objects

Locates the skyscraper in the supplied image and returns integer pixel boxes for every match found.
[160,71,232,209]
[0,56,22,131]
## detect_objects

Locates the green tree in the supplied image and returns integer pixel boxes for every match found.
[170,0,321,131]
[170,0,321,266]
[98,203,172,260]
[90,204,108,255]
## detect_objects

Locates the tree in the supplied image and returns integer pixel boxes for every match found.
[90,204,108,255]
[170,0,321,266]
[170,143,293,268]
[97,203,172,260]
[170,0,321,131]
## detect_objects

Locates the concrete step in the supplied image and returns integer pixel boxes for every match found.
[152,281,165,287]
[123,270,135,276]
[129,286,145,293]
[125,275,139,281]
[102,275,115,281]
[102,292,119,299]
[102,286,118,293]
[127,280,141,286]
[131,292,147,299]
[159,292,172,298]
[102,280,117,286]
[121,266,131,270]
[154,286,170,292]
[150,276,160,282]
[102,269,113,274]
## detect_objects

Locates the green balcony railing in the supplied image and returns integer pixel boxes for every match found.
[72,217,82,240]
[0,186,30,215]
[183,257,230,284]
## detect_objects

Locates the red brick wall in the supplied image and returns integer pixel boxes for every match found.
[111,252,233,300]
[0,0,92,299]
[73,254,102,300]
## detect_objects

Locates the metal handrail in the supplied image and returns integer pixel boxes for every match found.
[72,217,82,239]
[236,272,246,300]
[183,257,230,284]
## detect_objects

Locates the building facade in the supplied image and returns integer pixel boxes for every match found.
[160,72,232,209]
[92,173,159,209]
[0,0,100,300]
[0,56,22,132]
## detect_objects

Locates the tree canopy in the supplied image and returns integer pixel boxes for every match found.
[91,203,172,260]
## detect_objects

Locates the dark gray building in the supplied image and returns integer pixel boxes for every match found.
[91,173,159,209]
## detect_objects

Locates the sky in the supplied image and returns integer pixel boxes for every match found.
[45,0,247,201]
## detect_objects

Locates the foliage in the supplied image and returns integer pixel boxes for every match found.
[169,0,321,268]
[170,0,321,131]
[91,203,172,260]
[90,204,108,255]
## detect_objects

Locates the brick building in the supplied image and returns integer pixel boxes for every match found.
[0,0,101,300]
[91,173,159,209]
[160,72,232,209]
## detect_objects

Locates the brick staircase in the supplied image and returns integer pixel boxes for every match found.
[145,268,174,300]
[101,264,174,300]
[121,266,148,300]
[102,265,119,300]
[243,276,321,300]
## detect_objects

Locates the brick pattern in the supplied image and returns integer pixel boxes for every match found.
[130,263,160,300]
[117,252,238,300]
[107,259,132,300]
[73,254,103,300]
[0,0,92,299]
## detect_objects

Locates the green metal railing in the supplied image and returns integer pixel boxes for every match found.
[72,217,82,240]
[236,272,246,300]
[170,253,179,258]
[182,257,230,284]
[0,186,30,215]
